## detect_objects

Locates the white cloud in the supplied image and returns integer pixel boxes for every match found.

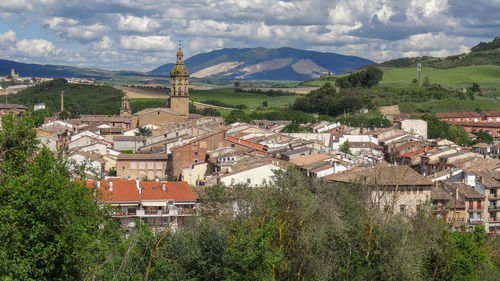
[11,38,64,57]
[0,30,17,46]
[119,35,177,51]
[117,15,161,33]
[91,36,114,50]
[0,0,34,13]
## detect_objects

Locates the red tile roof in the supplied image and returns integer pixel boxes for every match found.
[86,179,196,203]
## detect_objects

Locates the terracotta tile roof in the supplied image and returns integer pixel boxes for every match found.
[86,179,196,202]
[326,165,433,186]
[472,143,490,149]
[290,153,332,167]
[0,103,28,110]
[447,122,500,128]
[440,182,486,199]
[436,112,481,118]
[117,154,169,160]
[482,110,500,117]
[431,184,453,200]
[140,181,196,202]
[87,179,141,203]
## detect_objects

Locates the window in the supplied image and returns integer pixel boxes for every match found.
[194,152,198,156]
[400,205,406,213]
[469,201,474,210]
[247,178,251,184]
[418,187,423,194]
[477,201,481,209]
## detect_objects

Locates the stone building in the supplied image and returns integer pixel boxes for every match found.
[117,154,169,180]
[132,46,190,127]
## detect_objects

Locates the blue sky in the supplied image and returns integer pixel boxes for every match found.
[0,0,498,71]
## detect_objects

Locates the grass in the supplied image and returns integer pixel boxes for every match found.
[380,65,500,89]
[189,88,299,108]
[398,96,500,113]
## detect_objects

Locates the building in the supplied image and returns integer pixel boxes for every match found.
[131,46,190,127]
[87,179,196,231]
[120,96,131,117]
[401,119,427,139]
[436,111,500,136]
[327,165,434,215]
[117,154,169,180]
[113,135,147,152]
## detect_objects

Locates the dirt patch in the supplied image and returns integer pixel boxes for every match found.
[116,85,215,99]
[242,87,318,94]
[379,105,400,115]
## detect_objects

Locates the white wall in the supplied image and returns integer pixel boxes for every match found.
[220,164,283,187]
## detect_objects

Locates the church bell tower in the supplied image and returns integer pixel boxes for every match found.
[169,43,189,116]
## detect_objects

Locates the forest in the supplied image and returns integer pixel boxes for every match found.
[0,113,499,281]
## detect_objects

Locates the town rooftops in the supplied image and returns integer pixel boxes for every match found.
[436,111,482,118]
[133,107,184,116]
[117,154,169,160]
[440,182,486,199]
[326,165,433,186]
[472,143,491,149]
[290,153,332,167]
[113,135,147,141]
[87,179,141,203]
[140,181,196,202]
[0,103,28,110]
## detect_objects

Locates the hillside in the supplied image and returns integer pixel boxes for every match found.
[149,47,373,80]
[7,79,125,116]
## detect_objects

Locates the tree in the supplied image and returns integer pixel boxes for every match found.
[475,130,493,144]
[412,78,418,84]
[224,110,253,125]
[472,82,480,93]
[341,140,351,155]
[0,114,121,280]
[58,110,71,120]
[135,126,152,136]
[262,101,268,107]
[233,82,240,88]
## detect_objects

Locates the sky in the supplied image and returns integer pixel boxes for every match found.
[0,0,498,72]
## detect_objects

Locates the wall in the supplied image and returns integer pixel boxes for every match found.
[401,119,428,139]
[219,164,283,187]
[117,159,168,180]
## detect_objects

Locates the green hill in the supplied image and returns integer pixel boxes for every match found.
[380,65,500,88]
[7,79,125,116]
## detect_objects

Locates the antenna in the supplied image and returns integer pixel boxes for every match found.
[178,40,181,50]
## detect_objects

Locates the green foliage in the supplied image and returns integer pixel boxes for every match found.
[0,114,121,280]
[421,114,472,145]
[292,83,364,117]
[280,122,313,133]
[250,108,316,124]
[225,110,253,125]
[190,88,299,109]
[474,130,494,145]
[262,101,268,107]
[337,116,392,129]
[340,140,351,154]
[136,126,152,136]
[471,37,500,52]
[235,87,296,97]
[29,108,53,127]
[471,82,481,93]
[58,110,71,120]
[336,66,383,88]
[7,79,125,115]
[130,98,166,113]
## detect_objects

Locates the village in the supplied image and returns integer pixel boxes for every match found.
[0,47,499,236]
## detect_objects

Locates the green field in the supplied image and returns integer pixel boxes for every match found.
[189,88,299,108]
[380,65,500,88]
[399,96,500,113]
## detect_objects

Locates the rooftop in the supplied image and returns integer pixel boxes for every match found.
[326,165,433,186]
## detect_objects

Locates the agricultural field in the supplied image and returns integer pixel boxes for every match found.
[380,65,500,89]
[189,88,300,108]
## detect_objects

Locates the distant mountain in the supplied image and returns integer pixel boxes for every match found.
[150,47,374,81]
[0,59,150,79]
[379,37,500,69]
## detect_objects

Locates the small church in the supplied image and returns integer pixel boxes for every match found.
[130,45,190,127]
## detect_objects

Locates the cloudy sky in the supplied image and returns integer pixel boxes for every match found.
[0,0,498,71]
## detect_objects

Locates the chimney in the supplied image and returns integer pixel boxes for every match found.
[161,183,166,192]
[60,90,64,112]
[109,181,113,191]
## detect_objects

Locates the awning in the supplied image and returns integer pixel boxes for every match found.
[110,203,139,207]
[142,201,167,207]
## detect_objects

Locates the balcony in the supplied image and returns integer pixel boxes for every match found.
[469,218,485,224]
[489,206,500,211]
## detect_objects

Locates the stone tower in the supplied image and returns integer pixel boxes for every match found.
[169,44,189,116]
[120,95,131,116]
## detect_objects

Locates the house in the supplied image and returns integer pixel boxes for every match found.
[113,135,147,152]
[87,179,196,231]
[471,143,491,155]
[326,165,434,215]
[209,160,285,187]
[68,152,105,177]
[116,154,169,180]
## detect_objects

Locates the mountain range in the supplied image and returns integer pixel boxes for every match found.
[0,47,373,81]
[149,47,373,80]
